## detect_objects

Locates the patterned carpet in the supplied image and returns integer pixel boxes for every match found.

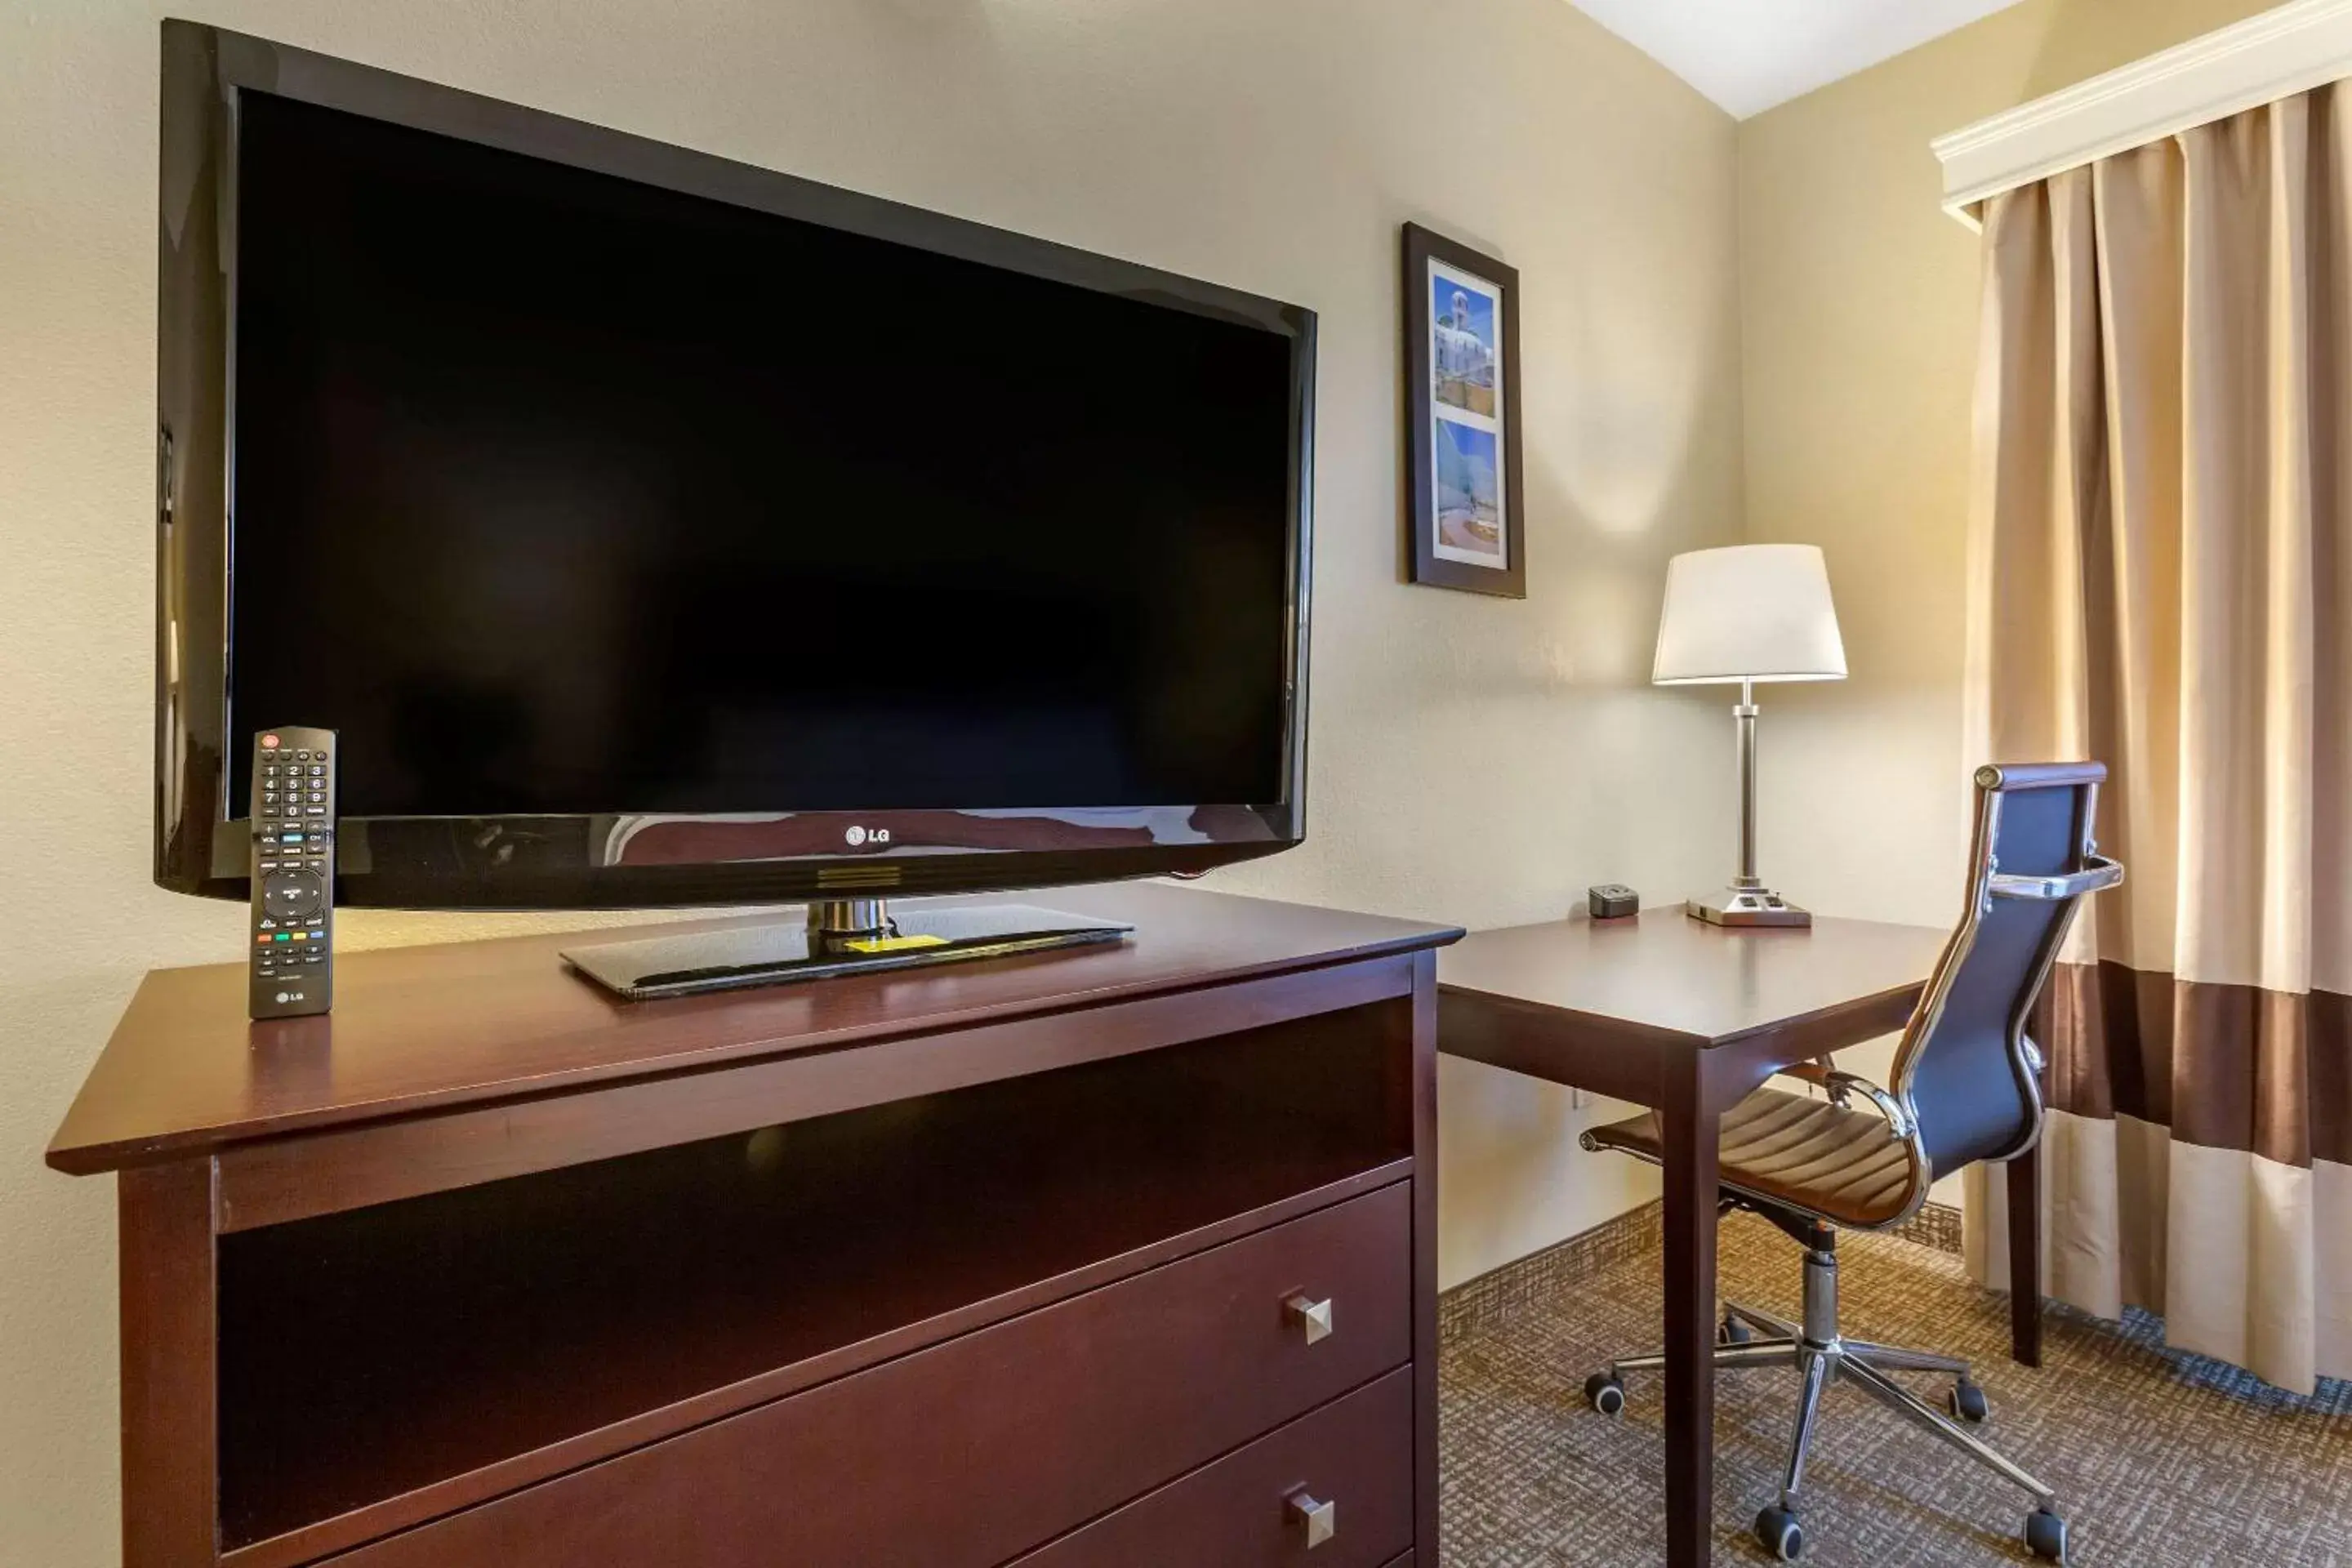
[1439,1206,2352,1566]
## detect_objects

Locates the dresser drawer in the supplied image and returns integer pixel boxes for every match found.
[326,1182,1411,1568]
[1009,1366,1414,1568]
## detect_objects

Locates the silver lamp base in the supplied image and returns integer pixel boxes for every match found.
[1686,883,1813,928]
[1686,679,1813,929]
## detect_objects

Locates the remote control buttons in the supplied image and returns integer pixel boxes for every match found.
[252,733,334,1020]
[261,870,326,920]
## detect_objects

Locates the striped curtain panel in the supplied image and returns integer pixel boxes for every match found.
[1958,82,2352,1396]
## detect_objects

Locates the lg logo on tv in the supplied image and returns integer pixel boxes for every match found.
[844,825,891,847]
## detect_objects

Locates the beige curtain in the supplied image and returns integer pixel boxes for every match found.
[1959,82,2352,1396]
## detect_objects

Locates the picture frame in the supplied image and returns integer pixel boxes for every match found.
[1401,223,1525,598]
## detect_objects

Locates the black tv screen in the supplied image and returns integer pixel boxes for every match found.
[155,24,1313,906]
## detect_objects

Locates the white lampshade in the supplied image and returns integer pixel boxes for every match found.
[1652,544,1847,685]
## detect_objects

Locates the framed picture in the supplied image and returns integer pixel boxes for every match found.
[1402,223,1525,597]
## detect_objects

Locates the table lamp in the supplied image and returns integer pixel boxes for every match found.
[1652,544,1846,928]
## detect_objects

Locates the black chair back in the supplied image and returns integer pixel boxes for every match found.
[1891,763,2123,1180]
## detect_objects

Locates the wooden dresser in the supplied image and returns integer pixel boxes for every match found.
[48,883,1459,1568]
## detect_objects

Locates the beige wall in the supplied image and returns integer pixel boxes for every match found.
[0,2,1745,1557]
[1736,0,2282,940]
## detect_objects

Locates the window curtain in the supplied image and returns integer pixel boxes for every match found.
[1958,82,2352,1396]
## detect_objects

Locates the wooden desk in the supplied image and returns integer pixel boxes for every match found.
[1437,911,2046,1568]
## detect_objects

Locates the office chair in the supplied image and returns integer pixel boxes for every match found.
[1578,763,2122,1564]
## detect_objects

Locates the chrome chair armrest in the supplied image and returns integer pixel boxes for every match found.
[1988,855,2124,902]
[1824,1071,1913,1139]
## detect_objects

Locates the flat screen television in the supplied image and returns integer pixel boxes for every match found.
[154,22,1313,910]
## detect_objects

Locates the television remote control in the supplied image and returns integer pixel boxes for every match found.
[248,726,336,1019]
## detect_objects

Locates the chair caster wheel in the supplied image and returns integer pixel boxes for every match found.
[1949,1377,1989,1424]
[1755,1505,1804,1561]
[1720,1314,1753,1345]
[2025,1506,2068,1561]
[1584,1372,1625,1417]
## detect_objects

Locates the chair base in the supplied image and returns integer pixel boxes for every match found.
[1584,1238,2066,1561]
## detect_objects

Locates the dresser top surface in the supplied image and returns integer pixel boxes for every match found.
[49,882,1459,1174]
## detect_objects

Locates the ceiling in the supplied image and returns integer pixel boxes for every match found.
[1565,0,2031,119]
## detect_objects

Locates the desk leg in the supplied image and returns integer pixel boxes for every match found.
[1660,1070,1722,1568]
[2007,1142,2042,1367]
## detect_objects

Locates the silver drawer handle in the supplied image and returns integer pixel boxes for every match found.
[1288,1490,1337,1548]
[1283,1294,1334,1345]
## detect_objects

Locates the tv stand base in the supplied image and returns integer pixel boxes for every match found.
[562,899,1134,1000]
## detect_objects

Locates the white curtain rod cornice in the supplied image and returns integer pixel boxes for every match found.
[1933,0,2352,229]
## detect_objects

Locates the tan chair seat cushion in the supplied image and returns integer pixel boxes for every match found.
[1585,1086,1917,1229]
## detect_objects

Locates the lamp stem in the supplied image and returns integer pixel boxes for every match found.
[1735,678,1760,889]
[1684,674,1806,925]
